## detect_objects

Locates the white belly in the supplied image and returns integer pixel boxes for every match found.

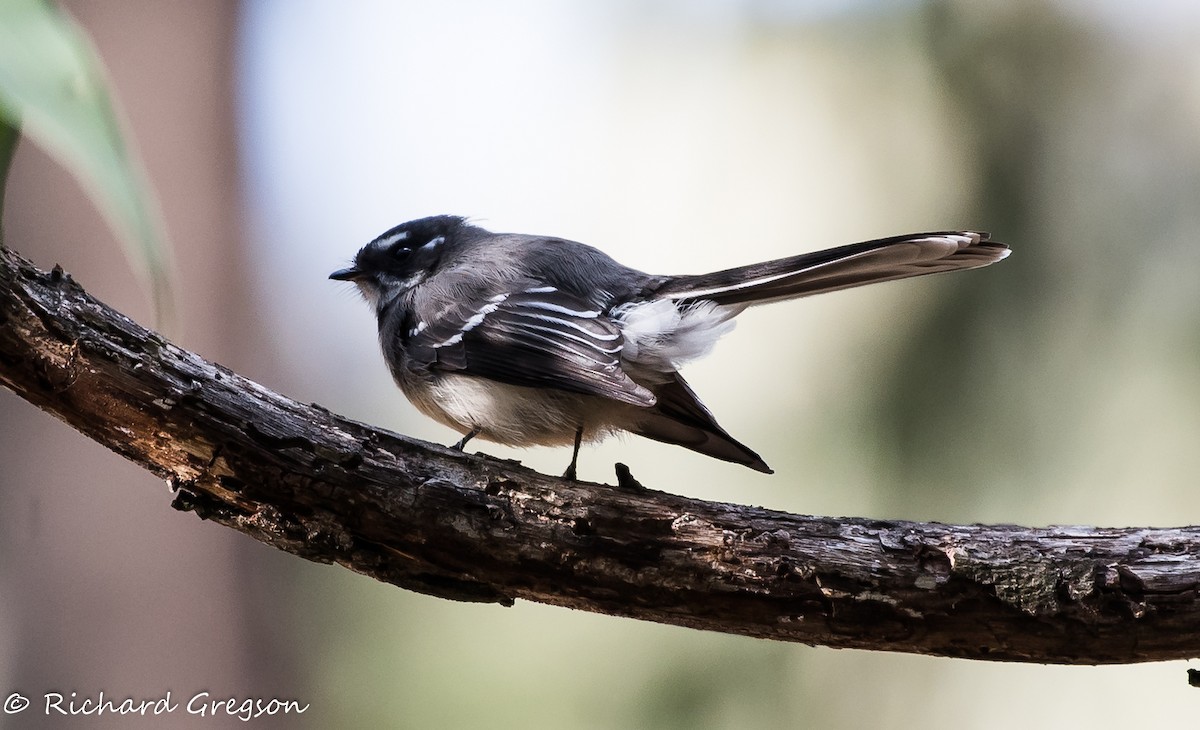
[400,373,626,447]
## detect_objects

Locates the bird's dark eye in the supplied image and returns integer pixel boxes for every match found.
[388,242,412,258]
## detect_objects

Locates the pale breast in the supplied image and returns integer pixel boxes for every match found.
[399,372,630,447]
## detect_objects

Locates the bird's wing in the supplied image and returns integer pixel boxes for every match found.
[629,373,772,473]
[405,285,655,407]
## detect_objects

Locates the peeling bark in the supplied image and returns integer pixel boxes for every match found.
[3,244,1199,664]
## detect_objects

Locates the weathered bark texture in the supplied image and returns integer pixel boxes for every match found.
[2,244,1199,664]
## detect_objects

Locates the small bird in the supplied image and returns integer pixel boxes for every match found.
[332,216,1008,478]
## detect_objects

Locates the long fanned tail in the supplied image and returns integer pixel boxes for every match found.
[625,231,1008,472]
[654,231,1009,307]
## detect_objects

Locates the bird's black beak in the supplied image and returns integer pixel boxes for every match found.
[329,266,362,281]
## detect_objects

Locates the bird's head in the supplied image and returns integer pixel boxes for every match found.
[330,215,466,310]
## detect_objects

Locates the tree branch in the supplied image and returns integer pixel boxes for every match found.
[2,243,1198,664]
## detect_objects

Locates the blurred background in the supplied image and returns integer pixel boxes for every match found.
[3,0,1200,727]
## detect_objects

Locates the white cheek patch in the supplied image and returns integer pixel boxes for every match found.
[616,299,737,369]
[368,271,429,313]
[397,271,428,291]
[355,280,383,309]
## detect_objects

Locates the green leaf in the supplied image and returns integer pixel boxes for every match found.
[0,115,16,234]
[0,0,173,324]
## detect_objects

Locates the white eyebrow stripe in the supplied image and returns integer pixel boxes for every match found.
[419,236,444,251]
[508,310,620,339]
[379,230,409,247]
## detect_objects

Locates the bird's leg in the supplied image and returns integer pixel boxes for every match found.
[562,426,583,480]
[451,426,481,452]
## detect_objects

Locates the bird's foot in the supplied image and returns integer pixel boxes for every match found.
[451,426,482,452]
[614,463,645,491]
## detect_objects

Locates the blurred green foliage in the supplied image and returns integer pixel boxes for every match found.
[0,0,172,321]
[0,116,15,228]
